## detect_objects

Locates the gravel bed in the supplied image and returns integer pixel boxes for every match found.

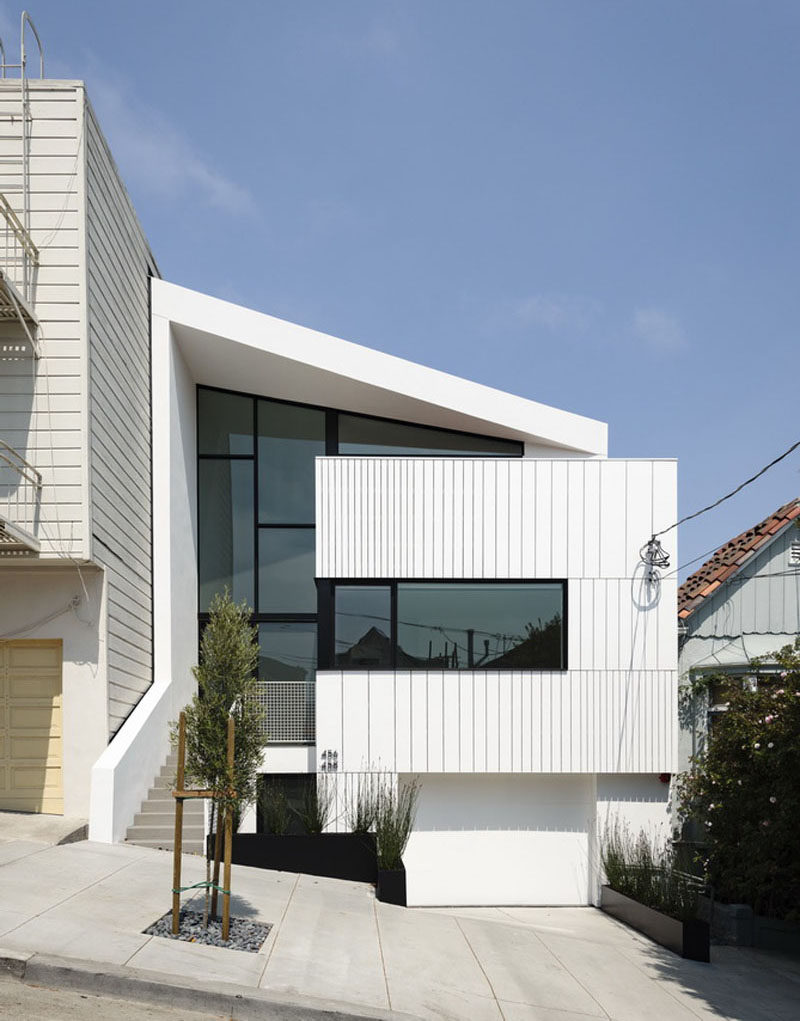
[144,909,272,952]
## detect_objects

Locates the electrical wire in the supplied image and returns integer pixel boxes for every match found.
[654,438,800,538]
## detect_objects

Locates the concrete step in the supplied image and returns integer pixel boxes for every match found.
[133,810,202,828]
[125,748,206,855]
[127,823,205,841]
[143,789,175,806]
[138,799,203,817]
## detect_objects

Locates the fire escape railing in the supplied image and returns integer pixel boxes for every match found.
[0,438,41,554]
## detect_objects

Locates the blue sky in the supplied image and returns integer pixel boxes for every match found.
[11,1,800,579]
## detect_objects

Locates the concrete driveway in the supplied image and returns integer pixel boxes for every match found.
[0,836,798,1020]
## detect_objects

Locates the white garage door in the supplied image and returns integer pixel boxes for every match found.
[401,774,593,906]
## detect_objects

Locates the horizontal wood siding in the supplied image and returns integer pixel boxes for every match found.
[84,100,158,737]
[0,83,84,557]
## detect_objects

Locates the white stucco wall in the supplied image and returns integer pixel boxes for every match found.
[402,773,595,906]
[0,565,107,817]
[89,313,198,842]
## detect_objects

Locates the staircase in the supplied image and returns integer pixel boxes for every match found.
[125,751,205,854]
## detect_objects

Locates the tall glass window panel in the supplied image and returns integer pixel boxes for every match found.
[258,528,316,613]
[258,400,325,524]
[335,586,392,668]
[198,389,253,455]
[258,623,316,745]
[338,413,522,457]
[396,583,564,670]
[198,459,254,610]
[258,622,317,683]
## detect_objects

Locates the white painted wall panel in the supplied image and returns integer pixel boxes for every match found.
[317,457,676,595]
[317,668,677,774]
[403,774,593,906]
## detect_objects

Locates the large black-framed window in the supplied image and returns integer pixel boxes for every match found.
[197,384,524,619]
[197,386,528,730]
[320,580,567,671]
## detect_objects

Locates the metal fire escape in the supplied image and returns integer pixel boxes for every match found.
[0,12,43,555]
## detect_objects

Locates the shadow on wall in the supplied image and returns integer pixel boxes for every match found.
[0,322,37,536]
[405,773,595,833]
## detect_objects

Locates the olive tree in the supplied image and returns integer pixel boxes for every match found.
[178,590,266,923]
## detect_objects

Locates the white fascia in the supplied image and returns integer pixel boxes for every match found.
[151,280,608,456]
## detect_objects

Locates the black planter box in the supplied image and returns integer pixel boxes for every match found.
[376,866,406,906]
[601,885,710,962]
[207,832,377,884]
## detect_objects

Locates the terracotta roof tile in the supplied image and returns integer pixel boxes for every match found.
[678,497,800,617]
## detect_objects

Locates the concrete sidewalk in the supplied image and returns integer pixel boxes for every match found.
[0,837,798,1020]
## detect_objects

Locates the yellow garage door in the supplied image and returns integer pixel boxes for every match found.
[0,640,63,814]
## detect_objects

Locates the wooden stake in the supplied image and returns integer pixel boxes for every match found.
[222,715,235,941]
[210,801,223,917]
[171,712,186,935]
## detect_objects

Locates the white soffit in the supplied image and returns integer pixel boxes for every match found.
[152,280,608,455]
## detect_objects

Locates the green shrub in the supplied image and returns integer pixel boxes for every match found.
[375,776,420,870]
[291,774,334,834]
[259,779,291,835]
[677,639,800,921]
[348,772,380,834]
[601,822,699,922]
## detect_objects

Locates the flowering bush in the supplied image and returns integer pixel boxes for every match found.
[677,638,800,920]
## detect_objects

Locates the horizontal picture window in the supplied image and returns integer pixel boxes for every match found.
[326,581,566,671]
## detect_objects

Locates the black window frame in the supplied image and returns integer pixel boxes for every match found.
[318,578,568,672]
[196,383,524,619]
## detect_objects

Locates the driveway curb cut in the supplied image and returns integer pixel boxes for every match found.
[0,948,416,1021]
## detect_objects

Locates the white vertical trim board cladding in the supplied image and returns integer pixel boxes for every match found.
[316,457,676,584]
[315,456,677,775]
[84,100,159,737]
[317,669,675,773]
[0,83,86,558]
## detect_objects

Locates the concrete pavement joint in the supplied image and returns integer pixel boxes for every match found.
[526,920,612,1020]
[453,915,506,1019]
[257,868,300,985]
[0,849,146,941]
[372,900,392,1013]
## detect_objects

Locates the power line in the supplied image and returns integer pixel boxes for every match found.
[654,438,800,539]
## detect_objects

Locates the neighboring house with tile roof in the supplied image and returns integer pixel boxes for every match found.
[677,498,800,769]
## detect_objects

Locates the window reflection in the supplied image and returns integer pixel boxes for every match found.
[334,586,392,668]
[338,413,521,457]
[396,583,564,670]
[198,390,253,455]
[258,400,325,524]
[258,622,317,683]
[198,459,254,610]
[258,528,316,613]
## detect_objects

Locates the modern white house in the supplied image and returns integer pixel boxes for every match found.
[0,68,678,906]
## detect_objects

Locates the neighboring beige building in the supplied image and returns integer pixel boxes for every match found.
[0,74,157,817]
